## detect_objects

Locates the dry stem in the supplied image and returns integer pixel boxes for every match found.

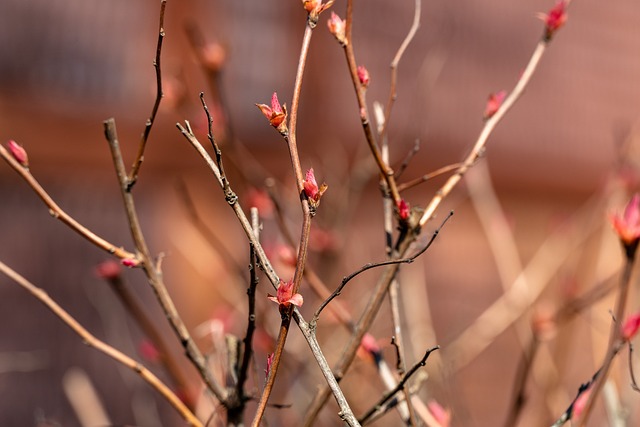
[0,261,202,427]
[0,145,136,261]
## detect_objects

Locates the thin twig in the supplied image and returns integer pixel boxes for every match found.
[628,344,640,393]
[229,208,261,423]
[395,139,421,180]
[102,271,192,408]
[0,261,202,427]
[127,0,167,189]
[312,212,453,325]
[502,336,540,427]
[265,180,356,330]
[359,346,440,424]
[382,116,416,425]
[575,256,636,426]
[379,0,421,144]
[0,145,137,261]
[104,118,228,404]
[304,16,562,426]
[342,0,401,205]
[418,38,548,227]
[250,20,315,427]
[397,162,463,192]
[178,119,360,427]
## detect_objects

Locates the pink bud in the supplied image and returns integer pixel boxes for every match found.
[483,90,507,119]
[121,258,140,268]
[7,140,29,167]
[357,65,370,88]
[397,199,410,221]
[303,168,328,207]
[256,92,288,134]
[622,312,640,341]
[327,12,346,45]
[610,194,640,246]
[267,279,303,307]
[95,260,122,280]
[302,0,334,17]
[304,168,320,200]
[539,1,568,40]
[265,353,274,378]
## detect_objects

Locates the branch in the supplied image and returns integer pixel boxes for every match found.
[379,0,421,144]
[0,144,137,261]
[312,211,453,325]
[418,38,549,227]
[127,0,167,189]
[359,346,440,424]
[341,0,401,205]
[0,261,202,427]
[104,118,228,404]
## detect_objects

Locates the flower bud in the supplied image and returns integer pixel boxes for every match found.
[483,90,507,120]
[357,65,370,88]
[256,92,288,135]
[622,312,640,341]
[397,199,410,221]
[121,258,140,268]
[7,140,28,168]
[327,12,346,45]
[539,1,568,41]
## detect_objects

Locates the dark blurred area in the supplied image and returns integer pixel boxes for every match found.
[1,0,640,426]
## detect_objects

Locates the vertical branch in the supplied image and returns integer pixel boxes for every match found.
[379,0,421,144]
[236,208,261,405]
[104,118,229,404]
[251,20,316,427]
[342,0,401,205]
[127,0,167,189]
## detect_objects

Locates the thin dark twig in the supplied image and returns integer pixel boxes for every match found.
[177,122,360,426]
[394,139,420,180]
[228,208,261,423]
[200,92,238,209]
[629,344,640,393]
[397,162,464,192]
[550,370,600,427]
[502,335,540,427]
[237,208,260,400]
[575,255,636,426]
[359,346,440,424]
[104,118,228,404]
[128,0,167,189]
[312,211,453,324]
[342,0,401,205]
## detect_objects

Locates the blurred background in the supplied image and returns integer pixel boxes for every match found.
[1,0,640,426]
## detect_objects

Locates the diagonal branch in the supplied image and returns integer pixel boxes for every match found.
[0,261,202,427]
